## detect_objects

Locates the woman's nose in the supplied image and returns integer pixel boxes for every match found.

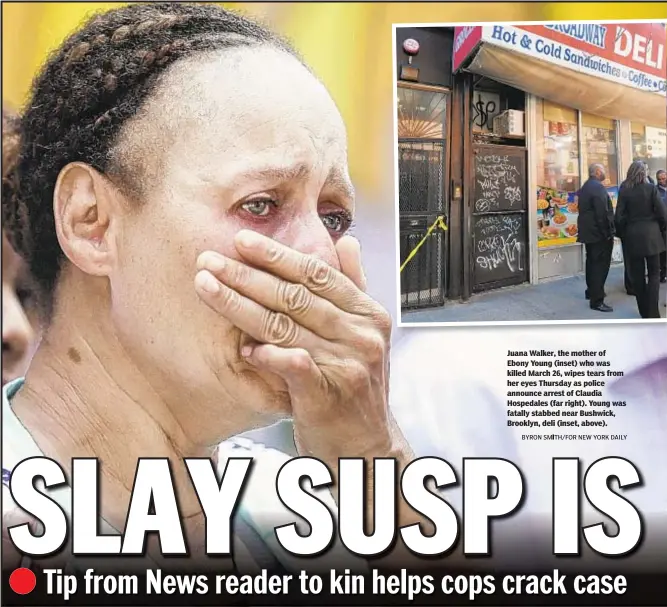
[282,215,341,270]
[2,289,34,378]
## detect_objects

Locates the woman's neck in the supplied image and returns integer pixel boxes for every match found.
[9,304,244,530]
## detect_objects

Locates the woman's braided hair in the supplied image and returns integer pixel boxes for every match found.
[624,160,648,188]
[5,2,298,316]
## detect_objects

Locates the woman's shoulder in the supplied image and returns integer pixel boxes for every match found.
[2,379,43,479]
[639,183,660,201]
[620,183,651,197]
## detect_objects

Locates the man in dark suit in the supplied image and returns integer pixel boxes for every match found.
[577,163,615,312]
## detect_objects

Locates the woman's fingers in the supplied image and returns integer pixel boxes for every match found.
[232,230,374,316]
[196,252,352,341]
[242,343,350,427]
[243,343,324,395]
[195,269,326,353]
[194,231,392,354]
[336,236,367,292]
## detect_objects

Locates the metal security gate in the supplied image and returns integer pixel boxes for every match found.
[398,139,448,309]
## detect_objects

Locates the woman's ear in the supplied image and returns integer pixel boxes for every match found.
[53,163,122,278]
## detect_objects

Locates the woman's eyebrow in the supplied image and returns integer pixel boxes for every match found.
[324,170,356,204]
[232,163,355,203]
[241,163,311,184]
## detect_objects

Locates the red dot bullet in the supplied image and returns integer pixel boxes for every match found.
[9,568,36,594]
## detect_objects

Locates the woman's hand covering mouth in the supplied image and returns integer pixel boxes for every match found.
[194,229,398,466]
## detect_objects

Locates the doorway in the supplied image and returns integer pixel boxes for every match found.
[468,78,529,293]
[396,84,450,310]
[471,144,529,291]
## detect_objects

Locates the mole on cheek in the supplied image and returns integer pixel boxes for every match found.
[67,347,82,364]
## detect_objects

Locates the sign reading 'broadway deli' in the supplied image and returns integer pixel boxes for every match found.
[453,22,666,95]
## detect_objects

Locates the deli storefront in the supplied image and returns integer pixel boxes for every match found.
[396,22,667,310]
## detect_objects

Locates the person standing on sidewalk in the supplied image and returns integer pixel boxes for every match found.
[577,163,615,312]
[618,177,636,296]
[656,169,667,283]
[615,161,666,319]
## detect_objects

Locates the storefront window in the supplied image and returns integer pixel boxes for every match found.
[581,113,618,191]
[539,102,580,193]
[631,123,667,180]
[397,85,447,139]
[536,100,580,248]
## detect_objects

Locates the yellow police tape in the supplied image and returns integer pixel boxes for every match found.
[399,215,448,273]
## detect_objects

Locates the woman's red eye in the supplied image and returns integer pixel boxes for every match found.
[242,200,273,216]
[321,213,343,232]
[320,211,352,234]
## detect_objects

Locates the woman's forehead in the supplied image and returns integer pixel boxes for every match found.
[175,48,344,137]
[115,46,348,190]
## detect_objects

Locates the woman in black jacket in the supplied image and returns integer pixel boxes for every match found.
[615,161,667,318]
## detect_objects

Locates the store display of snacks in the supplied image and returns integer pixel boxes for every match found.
[537,186,579,243]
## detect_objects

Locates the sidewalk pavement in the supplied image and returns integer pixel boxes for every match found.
[401,266,667,324]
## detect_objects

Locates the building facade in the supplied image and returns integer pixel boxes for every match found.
[396,22,667,310]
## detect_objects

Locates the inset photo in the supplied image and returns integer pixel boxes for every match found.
[394,22,667,325]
